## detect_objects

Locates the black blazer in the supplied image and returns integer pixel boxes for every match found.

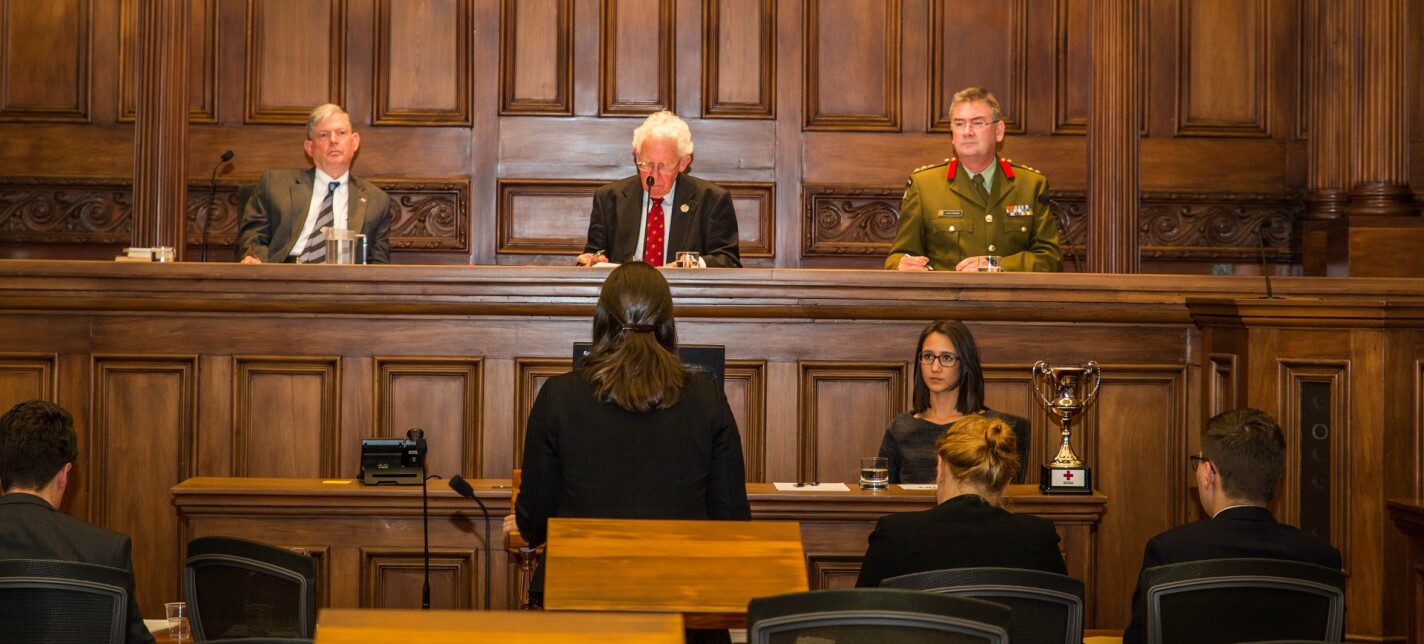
[0,493,155,644]
[855,494,1067,588]
[236,167,392,263]
[1122,505,1343,644]
[583,174,741,267]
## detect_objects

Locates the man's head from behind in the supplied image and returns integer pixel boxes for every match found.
[0,400,77,494]
[1198,407,1285,509]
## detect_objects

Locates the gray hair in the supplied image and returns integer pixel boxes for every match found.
[631,111,694,158]
[306,103,351,140]
[949,87,1002,123]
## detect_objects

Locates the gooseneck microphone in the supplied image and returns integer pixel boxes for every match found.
[201,150,234,262]
[449,474,492,610]
[407,428,431,609]
[1039,193,1082,273]
[1256,220,1281,300]
[643,174,655,263]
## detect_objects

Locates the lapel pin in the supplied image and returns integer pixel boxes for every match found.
[680,204,689,213]
[360,197,367,203]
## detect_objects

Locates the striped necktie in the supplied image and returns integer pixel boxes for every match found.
[298,181,340,264]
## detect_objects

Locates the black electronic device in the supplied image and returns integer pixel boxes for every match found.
[573,342,725,385]
[359,432,425,485]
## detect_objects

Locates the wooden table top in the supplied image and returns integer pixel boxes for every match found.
[313,608,684,643]
[542,518,809,629]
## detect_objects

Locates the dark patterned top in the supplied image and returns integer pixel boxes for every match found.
[876,408,1032,484]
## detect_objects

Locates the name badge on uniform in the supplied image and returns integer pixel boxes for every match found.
[1005,204,1033,217]
[936,209,963,218]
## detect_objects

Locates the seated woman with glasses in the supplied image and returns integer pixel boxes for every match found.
[877,319,1032,484]
[856,414,1066,588]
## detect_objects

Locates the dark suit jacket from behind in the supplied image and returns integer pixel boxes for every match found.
[1122,505,1343,644]
[514,369,752,548]
[854,493,1067,588]
[0,493,155,644]
[236,167,392,263]
[582,174,741,267]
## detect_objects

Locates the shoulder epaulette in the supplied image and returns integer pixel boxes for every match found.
[1003,158,1043,175]
[912,159,950,174]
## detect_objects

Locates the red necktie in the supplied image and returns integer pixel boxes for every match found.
[643,197,665,265]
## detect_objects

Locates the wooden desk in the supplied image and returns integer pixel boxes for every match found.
[313,608,684,644]
[542,518,809,629]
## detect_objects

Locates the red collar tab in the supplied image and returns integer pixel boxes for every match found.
[946,159,959,180]
[998,158,1014,179]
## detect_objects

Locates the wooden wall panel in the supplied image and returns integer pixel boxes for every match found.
[375,357,482,479]
[245,0,345,123]
[801,184,901,258]
[701,0,774,118]
[497,179,603,255]
[1277,361,1350,535]
[0,0,89,122]
[1053,0,1092,134]
[512,357,570,467]
[233,356,340,478]
[500,0,572,115]
[119,0,216,122]
[803,0,900,131]
[374,0,470,125]
[361,548,475,609]
[798,361,909,484]
[0,353,56,411]
[725,360,765,482]
[929,0,1025,133]
[724,181,774,259]
[1177,0,1269,136]
[600,0,673,116]
[91,355,196,617]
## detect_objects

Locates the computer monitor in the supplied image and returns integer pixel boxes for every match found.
[573,343,725,385]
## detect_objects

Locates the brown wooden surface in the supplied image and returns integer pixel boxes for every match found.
[1388,500,1424,644]
[313,608,684,644]
[543,517,807,629]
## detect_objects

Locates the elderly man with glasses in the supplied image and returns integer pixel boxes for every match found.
[886,87,1062,272]
[577,111,741,268]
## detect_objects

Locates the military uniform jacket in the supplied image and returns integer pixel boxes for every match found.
[885,157,1062,272]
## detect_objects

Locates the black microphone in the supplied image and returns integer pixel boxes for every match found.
[1257,220,1281,300]
[406,428,431,609]
[644,175,657,264]
[448,474,492,611]
[201,150,234,263]
[1039,193,1082,273]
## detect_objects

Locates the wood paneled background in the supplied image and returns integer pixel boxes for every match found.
[2,0,1419,270]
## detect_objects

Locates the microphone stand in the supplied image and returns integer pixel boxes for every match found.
[201,151,233,263]
[449,475,492,610]
[1041,194,1082,273]
[1257,221,1282,299]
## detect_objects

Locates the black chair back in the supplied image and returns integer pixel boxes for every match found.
[1142,558,1345,644]
[185,536,318,640]
[747,588,1011,644]
[0,558,130,644]
[881,567,1084,644]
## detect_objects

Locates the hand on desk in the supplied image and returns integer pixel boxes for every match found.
[502,514,517,535]
[575,252,608,267]
[896,255,932,271]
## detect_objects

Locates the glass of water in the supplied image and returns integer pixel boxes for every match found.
[859,456,889,490]
[977,255,1003,272]
[165,601,188,640]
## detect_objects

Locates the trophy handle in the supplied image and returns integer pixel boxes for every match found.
[1031,361,1056,409]
[1080,361,1103,408]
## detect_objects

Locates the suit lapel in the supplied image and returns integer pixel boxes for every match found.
[667,177,698,253]
[348,176,369,233]
[280,169,317,259]
[984,163,1010,210]
[616,179,645,260]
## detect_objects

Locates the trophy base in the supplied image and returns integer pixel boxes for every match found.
[1040,465,1092,495]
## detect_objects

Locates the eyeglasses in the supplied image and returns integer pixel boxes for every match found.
[635,160,682,174]
[949,119,1000,132]
[1188,455,1209,472]
[918,352,961,367]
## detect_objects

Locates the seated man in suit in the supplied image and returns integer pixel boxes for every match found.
[576,111,741,268]
[0,400,154,644]
[1122,407,1342,643]
[237,103,392,264]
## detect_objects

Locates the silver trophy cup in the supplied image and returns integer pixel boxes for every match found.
[1032,361,1101,494]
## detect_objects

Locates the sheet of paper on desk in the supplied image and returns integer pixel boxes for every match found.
[899,484,938,491]
[772,482,851,491]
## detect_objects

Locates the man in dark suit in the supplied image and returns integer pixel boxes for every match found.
[577,111,740,268]
[237,103,392,264]
[0,400,155,644]
[1122,407,1342,643]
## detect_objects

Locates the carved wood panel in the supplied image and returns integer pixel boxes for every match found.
[806,553,865,590]
[599,0,674,116]
[701,0,775,119]
[1208,352,1238,418]
[0,0,89,122]
[381,179,471,252]
[375,357,483,479]
[500,0,573,115]
[233,356,341,478]
[91,355,197,618]
[798,361,909,485]
[802,0,901,131]
[245,0,346,123]
[119,0,216,123]
[0,353,56,411]
[802,184,900,257]
[374,0,471,126]
[928,0,1026,133]
[725,360,765,482]
[1177,0,1269,137]
[361,547,476,609]
[1053,0,1092,134]
[512,357,571,467]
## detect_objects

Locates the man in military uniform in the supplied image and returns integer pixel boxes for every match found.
[885,87,1062,272]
